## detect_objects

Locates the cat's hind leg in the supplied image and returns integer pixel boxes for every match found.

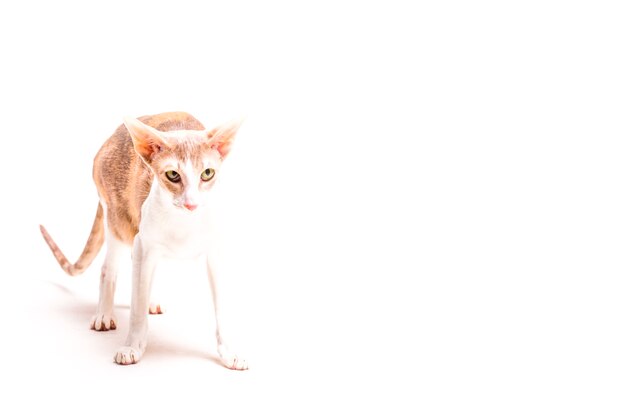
[148,275,165,314]
[91,233,127,331]
[148,302,165,314]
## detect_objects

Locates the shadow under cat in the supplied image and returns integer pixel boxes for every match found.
[41,279,222,366]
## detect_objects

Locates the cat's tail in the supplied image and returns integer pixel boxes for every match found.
[39,203,105,276]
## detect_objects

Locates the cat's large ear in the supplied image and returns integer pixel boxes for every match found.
[206,119,243,158]
[124,117,170,164]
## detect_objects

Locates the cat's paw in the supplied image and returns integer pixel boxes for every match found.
[148,302,165,314]
[114,346,143,365]
[218,344,249,370]
[90,313,117,331]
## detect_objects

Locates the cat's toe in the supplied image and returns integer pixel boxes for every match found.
[90,314,117,331]
[148,302,165,314]
[218,345,249,370]
[221,354,249,370]
[114,346,142,365]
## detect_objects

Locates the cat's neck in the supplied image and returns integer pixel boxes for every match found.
[138,182,212,257]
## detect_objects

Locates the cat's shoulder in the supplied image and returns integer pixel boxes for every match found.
[138,112,205,132]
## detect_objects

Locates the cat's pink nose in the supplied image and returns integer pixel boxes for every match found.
[184,203,198,211]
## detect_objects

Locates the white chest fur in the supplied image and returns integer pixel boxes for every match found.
[138,187,214,259]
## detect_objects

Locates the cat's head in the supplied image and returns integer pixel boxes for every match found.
[124,117,241,211]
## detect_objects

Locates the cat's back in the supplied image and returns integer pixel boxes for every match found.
[93,111,205,243]
[96,112,205,159]
[94,111,205,192]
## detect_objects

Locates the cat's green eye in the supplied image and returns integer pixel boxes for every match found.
[201,168,215,182]
[165,170,181,183]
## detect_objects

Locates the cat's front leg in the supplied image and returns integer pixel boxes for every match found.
[206,253,248,370]
[114,237,158,365]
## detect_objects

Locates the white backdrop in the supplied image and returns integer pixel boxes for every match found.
[1,1,625,416]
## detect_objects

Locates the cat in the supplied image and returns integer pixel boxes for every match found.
[40,111,247,369]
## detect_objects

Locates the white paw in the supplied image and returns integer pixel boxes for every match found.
[90,313,117,331]
[218,344,249,370]
[114,346,143,365]
[148,302,165,314]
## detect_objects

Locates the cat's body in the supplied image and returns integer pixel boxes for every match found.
[40,112,247,369]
